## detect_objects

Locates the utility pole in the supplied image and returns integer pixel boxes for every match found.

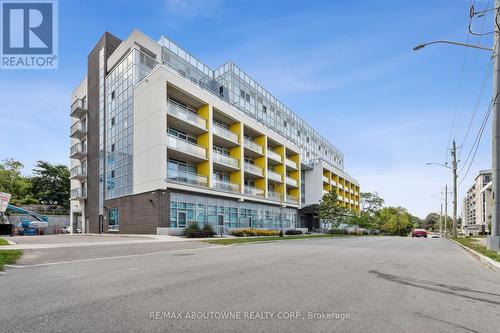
[451,140,458,238]
[444,184,448,236]
[440,202,443,236]
[488,0,500,251]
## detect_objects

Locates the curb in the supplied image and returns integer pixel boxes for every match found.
[449,239,500,271]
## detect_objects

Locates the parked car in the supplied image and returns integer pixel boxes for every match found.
[369,229,381,235]
[428,233,440,238]
[412,229,427,238]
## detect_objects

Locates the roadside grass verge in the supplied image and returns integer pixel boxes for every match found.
[452,237,500,263]
[0,250,22,270]
[0,238,10,246]
[205,234,354,245]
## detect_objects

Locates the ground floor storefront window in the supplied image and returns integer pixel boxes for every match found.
[169,192,297,230]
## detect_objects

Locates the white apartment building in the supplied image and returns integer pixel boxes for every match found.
[461,170,492,236]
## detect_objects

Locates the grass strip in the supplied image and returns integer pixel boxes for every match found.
[0,250,22,270]
[205,234,353,245]
[452,237,500,263]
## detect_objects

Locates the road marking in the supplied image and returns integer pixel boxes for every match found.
[4,245,228,268]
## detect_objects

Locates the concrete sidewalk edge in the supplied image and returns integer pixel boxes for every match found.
[449,239,500,271]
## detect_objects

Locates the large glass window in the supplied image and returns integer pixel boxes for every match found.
[108,208,119,231]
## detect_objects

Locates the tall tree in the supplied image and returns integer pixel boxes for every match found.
[380,207,413,236]
[318,189,348,230]
[360,192,384,215]
[0,158,35,205]
[31,161,70,208]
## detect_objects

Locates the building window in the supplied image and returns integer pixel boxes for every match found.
[111,117,115,126]
[111,170,115,178]
[219,86,224,96]
[262,105,267,113]
[283,121,287,128]
[297,130,300,137]
[108,208,119,231]
[240,89,245,98]
[111,91,115,100]
[111,143,115,152]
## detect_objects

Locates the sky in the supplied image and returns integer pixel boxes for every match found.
[0,0,496,218]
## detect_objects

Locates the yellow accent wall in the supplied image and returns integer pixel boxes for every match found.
[196,104,212,187]
[229,122,243,193]
[254,135,267,195]
[274,146,286,198]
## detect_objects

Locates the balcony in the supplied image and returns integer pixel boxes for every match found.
[167,168,208,187]
[243,138,263,156]
[286,194,299,205]
[285,158,297,170]
[244,163,263,177]
[267,149,282,164]
[244,185,265,198]
[267,169,282,182]
[322,175,329,183]
[70,143,86,159]
[268,191,283,202]
[70,121,87,140]
[338,184,344,190]
[70,188,86,200]
[69,166,87,180]
[213,152,239,171]
[212,123,239,146]
[286,177,298,188]
[167,135,207,162]
[167,99,207,133]
[331,180,337,186]
[213,179,240,193]
[71,98,87,118]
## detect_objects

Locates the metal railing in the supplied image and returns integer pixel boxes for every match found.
[167,168,208,187]
[213,152,239,168]
[267,150,282,162]
[167,99,207,129]
[285,158,297,169]
[70,166,87,178]
[213,179,240,193]
[212,123,239,142]
[244,185,265,197]
[267,169,282,182]
[167,134,207,159]
[243,138,263,154]
[70,121,87,135]
[71,98,87,115]
[244,163,263,176]
[286,194,299,204]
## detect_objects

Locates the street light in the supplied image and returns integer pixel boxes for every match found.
[413,40,493,52]
[426,162,451,169]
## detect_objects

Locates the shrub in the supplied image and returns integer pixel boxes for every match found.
[327,229,347,234]
[285,229,303,235]
[185,223,216,238]
[231,229,280,237]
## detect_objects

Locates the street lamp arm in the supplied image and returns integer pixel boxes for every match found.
[426,162,452,170]
[413,40,493,52]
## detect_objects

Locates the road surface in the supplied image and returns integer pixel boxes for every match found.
[1,236,499,332]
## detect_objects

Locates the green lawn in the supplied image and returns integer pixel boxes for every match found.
[0,250,22,270]
[205,233,353,245]
[0,238,10,246]
[453,237,500,263]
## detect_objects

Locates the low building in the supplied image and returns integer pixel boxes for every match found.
[69,30,360,235]
[461,170,492,236]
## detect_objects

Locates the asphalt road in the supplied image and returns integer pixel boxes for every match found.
[1,236,499,333]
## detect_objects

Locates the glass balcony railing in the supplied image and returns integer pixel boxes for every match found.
[167,135,207,159]
[212,123,239,143]
[267,170,282,182]
[70,143,86,158]
[244,163,263,176]
[244,185,265,197]
[70,166,87,178]
[213,152,239,168]
[268,191,283,202]
[286,194,299,204]
[167,168,208,187]
[70,121,87,137]
[286,177,298,187]
[243,138,263,154]
[267,150,282,163]
[167,99,207,129]
[71,98,87,118]
[213,179,240,193]
[285,158,297,169]
[70,188,86,199]
[322,175,329,183]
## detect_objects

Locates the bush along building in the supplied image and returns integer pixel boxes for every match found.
[69,30,360,235]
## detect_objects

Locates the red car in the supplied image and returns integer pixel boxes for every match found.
[412,229,427,238]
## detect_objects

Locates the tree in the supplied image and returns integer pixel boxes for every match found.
[380,207,413,236]
[424,213,441,231]
[360,192,384,215]
[31,161,70,208]
[318,189,348,230]
[0,158,35,205]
